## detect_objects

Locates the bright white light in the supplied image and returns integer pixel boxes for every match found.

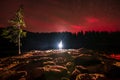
[58,40,63,49]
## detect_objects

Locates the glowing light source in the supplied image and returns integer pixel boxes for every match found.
[58,40,63,49]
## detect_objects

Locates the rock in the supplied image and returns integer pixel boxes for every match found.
[43,61,55,65]
[70,69,81,80]
[105,65,120,79]
[42,65,68,80]
[76,73,105,80]
[27,68,46,80]
[43,65,67,72]
[76,65,88,73]
[72,68,81,76]
[74,55,101,66]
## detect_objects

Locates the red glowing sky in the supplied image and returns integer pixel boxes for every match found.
[0,0,120,33]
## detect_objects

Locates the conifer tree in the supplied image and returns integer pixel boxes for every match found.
[2,5,26,54]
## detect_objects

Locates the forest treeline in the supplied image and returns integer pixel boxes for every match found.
[0,28,120,57]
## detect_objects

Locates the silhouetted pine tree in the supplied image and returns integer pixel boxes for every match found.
[2,5,26,54]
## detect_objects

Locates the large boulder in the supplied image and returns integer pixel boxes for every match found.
[105,65,120,79]
[76,73,105,80]
[74,55,101,66]
[41,65,68,80]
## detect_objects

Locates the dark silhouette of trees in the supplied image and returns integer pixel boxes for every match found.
[21,31,120,53]
[1,5,26,55]
[0,29,120,57]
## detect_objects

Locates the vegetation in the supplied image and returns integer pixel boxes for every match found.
[1,5,26,54]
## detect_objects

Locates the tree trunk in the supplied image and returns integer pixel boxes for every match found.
[18,26,21,55]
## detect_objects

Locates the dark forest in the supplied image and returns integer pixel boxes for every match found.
[0,28,120,57]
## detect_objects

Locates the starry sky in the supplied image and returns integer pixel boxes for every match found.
[0,0,120,33]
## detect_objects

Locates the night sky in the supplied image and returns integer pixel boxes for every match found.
[0,0,120,33]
